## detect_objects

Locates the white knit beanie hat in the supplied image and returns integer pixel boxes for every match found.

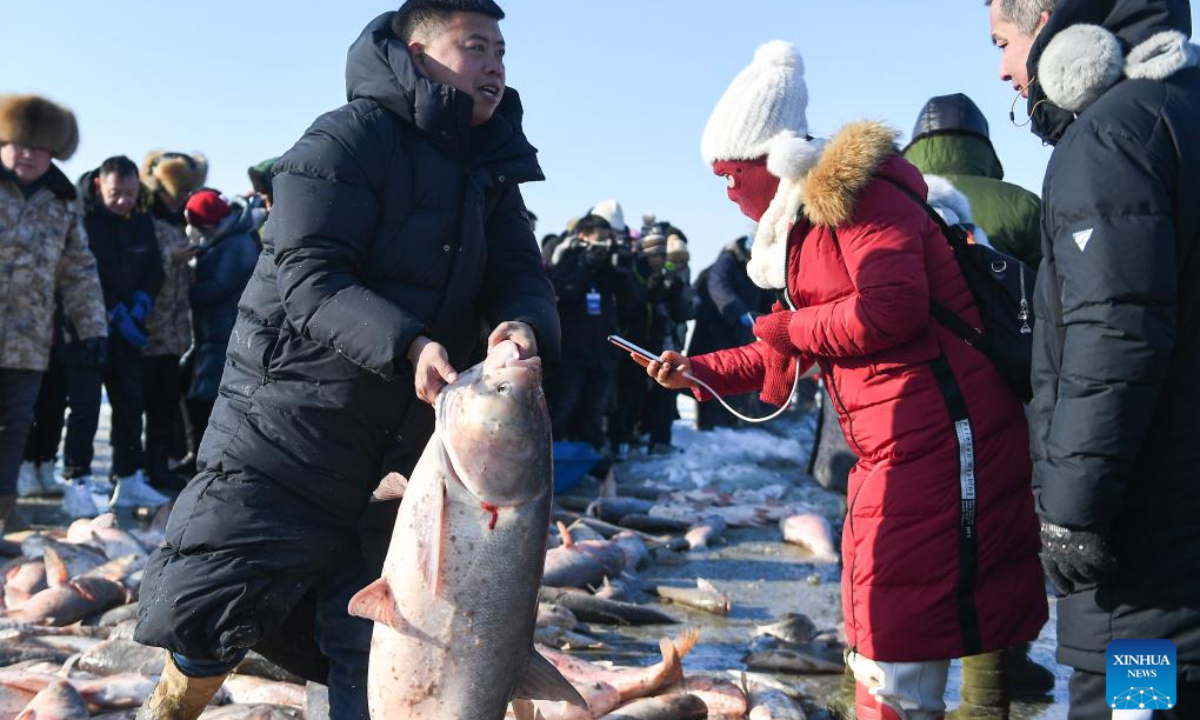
[701,40,821,180]
[701,40,828,290]
[590,199,626,233]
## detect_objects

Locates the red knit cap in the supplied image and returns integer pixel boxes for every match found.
[185,190,230,227]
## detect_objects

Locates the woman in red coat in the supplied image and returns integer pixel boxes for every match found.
[641,42,1047,720]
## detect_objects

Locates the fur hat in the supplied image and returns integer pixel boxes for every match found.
[666,235,689,263]
[142,150,209,202]
[640,229,666,255]
[590,199,626,232]
[1039,27,1199,113]
[0,94,79,160]
[701,41,824,181]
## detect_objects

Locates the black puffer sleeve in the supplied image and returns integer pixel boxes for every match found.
[270,109,425,379]
[1032,117,1179,531]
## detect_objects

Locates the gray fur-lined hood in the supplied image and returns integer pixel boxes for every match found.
[1026,0,1198,143]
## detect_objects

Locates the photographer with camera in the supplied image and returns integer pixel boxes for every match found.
[547,213,639,458]
[610,226,696,457]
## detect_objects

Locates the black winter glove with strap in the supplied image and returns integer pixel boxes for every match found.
[1039,520,1118,596]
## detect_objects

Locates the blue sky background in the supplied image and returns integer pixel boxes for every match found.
[5,2,1197,268]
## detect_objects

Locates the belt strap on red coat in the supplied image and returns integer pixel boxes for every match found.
[929,352,982,657]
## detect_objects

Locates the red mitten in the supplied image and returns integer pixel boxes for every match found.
[753,311,796,354]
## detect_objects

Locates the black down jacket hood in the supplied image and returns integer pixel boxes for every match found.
[1025,0,1193,143]
[1024,0,1200,678]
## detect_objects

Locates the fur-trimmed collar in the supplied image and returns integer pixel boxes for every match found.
[747,121,899,289]
[802,121,899,227]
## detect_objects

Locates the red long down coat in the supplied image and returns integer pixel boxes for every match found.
[690,122,1047,662]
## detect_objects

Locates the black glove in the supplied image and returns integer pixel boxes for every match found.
[1039,520,1118,596]
[74,337,109,369]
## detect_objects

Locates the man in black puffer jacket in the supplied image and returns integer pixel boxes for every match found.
[133,2,560,718]
[989,0,1200,716]
[63,156,167,516]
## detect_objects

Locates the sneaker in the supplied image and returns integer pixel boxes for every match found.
[17,462,41,497]
[62,478,101,519]
[111,470,171,509]
[37,463,63,497]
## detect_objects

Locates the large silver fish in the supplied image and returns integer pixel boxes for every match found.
[349,343,585,719]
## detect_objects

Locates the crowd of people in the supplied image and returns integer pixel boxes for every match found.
[0,123,275,521]
[1,0,1197,719]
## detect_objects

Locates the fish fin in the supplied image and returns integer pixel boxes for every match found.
[672,628,701,658]
[556,521,573,550]
[696,578,720,594]
[347,578,409,632]
[658,636,684,687]
[43,548,69,586]
[512,650,588,709]
[371,472,409,502]
[416,478,447,596]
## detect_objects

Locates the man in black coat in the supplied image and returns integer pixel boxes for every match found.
[548,214,638,454]
[61,156,169,517]
[132,2,560,717]
[686,236,774,429]
[990,0,1200,716]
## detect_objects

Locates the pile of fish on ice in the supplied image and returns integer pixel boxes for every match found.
[2,341,847,720]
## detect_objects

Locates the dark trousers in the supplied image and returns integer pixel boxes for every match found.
[183,398,214,457]
[62,338,145,479]
[0,369,43,496]
[142,354,182,479]
[608,361,648,446]
[645,384,678,446]
[549,364,615,450]
[23,350,67,464]
[1069,669,1200,719]
[169,553,372,720]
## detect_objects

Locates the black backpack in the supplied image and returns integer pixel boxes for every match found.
[882,178,1036,402]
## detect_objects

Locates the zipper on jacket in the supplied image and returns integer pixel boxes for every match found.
[1018,265,1031,335]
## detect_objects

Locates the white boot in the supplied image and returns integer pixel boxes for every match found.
[62,477,101,519]
[37,463,63,497]
[17,462,41,497]
[111,470,171,509]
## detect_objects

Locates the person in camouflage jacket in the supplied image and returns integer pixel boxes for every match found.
[0,94,106,528]
[140,150,206,489]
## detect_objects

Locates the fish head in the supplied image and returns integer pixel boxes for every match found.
[437,351,551,507]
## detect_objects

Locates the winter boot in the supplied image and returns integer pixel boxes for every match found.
[856,681,941,720]
[37,462,63,496]
[112,470,171,510]
[62,478,100,519]
[146,445,188,493]
[1004,643,1055,700]
[135,653,227,720]
[947,652,1008,719]
[828,664,859,720]
[17,461,41,497]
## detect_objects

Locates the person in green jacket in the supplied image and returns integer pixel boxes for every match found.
[903,92,1042,268]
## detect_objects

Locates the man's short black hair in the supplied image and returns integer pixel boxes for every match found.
[392,0,505,44]
[573,214,612,237]
[99,155,139,180]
